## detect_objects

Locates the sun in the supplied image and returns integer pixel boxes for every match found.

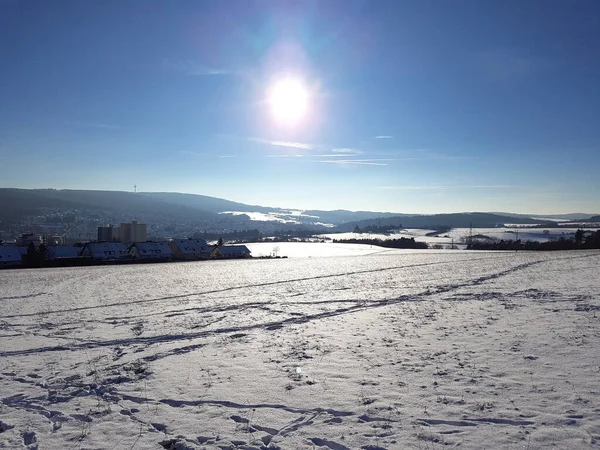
[268,78,309,126]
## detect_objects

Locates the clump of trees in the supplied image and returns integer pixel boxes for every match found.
[333,237,428,249]
[194,229,261,241]
[353,224,402,234]
[467,229,600,251]
[23,242,48,267]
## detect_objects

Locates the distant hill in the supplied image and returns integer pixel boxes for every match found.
[335,212,550,231]
[0,188,590,232]
[302,209,403,224]
[0,188,217,224]
[586,215,600,223]
[493,212,599,221]
[139,195,404,224]
[0,189,417,227]
[138,192,278,214]
[0,189,83,225]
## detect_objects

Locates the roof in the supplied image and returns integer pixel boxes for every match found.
[130,241,173,256]
[83,242,128,259]
[0,245,25,263]
[217,245,251,256]
[169,239,210,254]
[47,246,81,259]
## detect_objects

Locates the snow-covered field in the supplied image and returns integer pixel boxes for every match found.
[1,250,600,449]
[319,227,594,248]
[245,242,406,258]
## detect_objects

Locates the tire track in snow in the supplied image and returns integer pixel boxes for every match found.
[0,257,556,358]
[0,255,509,319]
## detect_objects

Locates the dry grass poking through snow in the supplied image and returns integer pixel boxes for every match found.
[0,249,599,449]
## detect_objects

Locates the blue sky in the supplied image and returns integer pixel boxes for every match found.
[1,0,599,214]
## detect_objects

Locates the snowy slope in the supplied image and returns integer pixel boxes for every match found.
[1,251,600,449]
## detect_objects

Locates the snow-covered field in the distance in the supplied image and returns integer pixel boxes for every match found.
[1,250,600,449]
[245,242,413,258]
[319,226,596,248]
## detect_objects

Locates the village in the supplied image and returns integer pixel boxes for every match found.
[0,220,251,268]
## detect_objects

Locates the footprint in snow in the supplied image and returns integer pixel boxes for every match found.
[23,430,37,446]
[0,420,15,432]
[152,422,167,432]
[310,437,350,450]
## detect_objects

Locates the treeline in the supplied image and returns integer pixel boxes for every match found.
[333,237,428,249]
[194,229,261,240]
[468,229,600,251]
[22,242,48,267]
[272,229,321,238]
[353,224,401,233]
[193,228,323,241]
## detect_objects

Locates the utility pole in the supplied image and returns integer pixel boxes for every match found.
[469,222,473,246]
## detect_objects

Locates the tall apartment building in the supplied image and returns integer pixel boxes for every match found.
[97,225,119,242]
[118,220,147,243]
[97,221,147,243]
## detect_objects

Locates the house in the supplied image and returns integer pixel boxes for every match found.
[0,245,26,266]
[212,245,251,259]
[80,242,129,260]
[47,246,81,260]
[168,239,211,260]
[129,242,173,261]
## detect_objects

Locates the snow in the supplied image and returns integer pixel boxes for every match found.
[442,227,585,243]
[245,242,405,258]
[320,227,599,248]
[1,250,600,449]
[221,211,298,223]
[318,229,439,241]
[219,211,336,227]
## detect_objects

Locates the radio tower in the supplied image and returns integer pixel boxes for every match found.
[134,184,137,194]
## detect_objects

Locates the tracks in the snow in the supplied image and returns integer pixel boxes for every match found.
[0,256,564,358]
[0,255,509,319]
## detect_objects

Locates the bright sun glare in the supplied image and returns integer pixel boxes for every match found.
[268,78,309,126]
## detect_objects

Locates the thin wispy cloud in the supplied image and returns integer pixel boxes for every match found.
[393,149,469,161]
[377,185,521,190]
[250,137,314,150]
[312,159,394,166]
[312,154,358,158]
[162,59,234,76]
[374,135,393,139]
[179,150,206,157]
[396,155,469,161]
[331,148,363,155]
[270,141,313,149]
[266,154,363,159]
[180,150,237,158]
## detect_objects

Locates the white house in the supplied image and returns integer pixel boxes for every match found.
[80,242,129,260]
[213,245,251,259]
[129,242,173,261]
[0,245,26,266]
[47,246,81,260]
[168,239,211,260]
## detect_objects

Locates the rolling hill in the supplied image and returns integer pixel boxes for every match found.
[1,188,595,231]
